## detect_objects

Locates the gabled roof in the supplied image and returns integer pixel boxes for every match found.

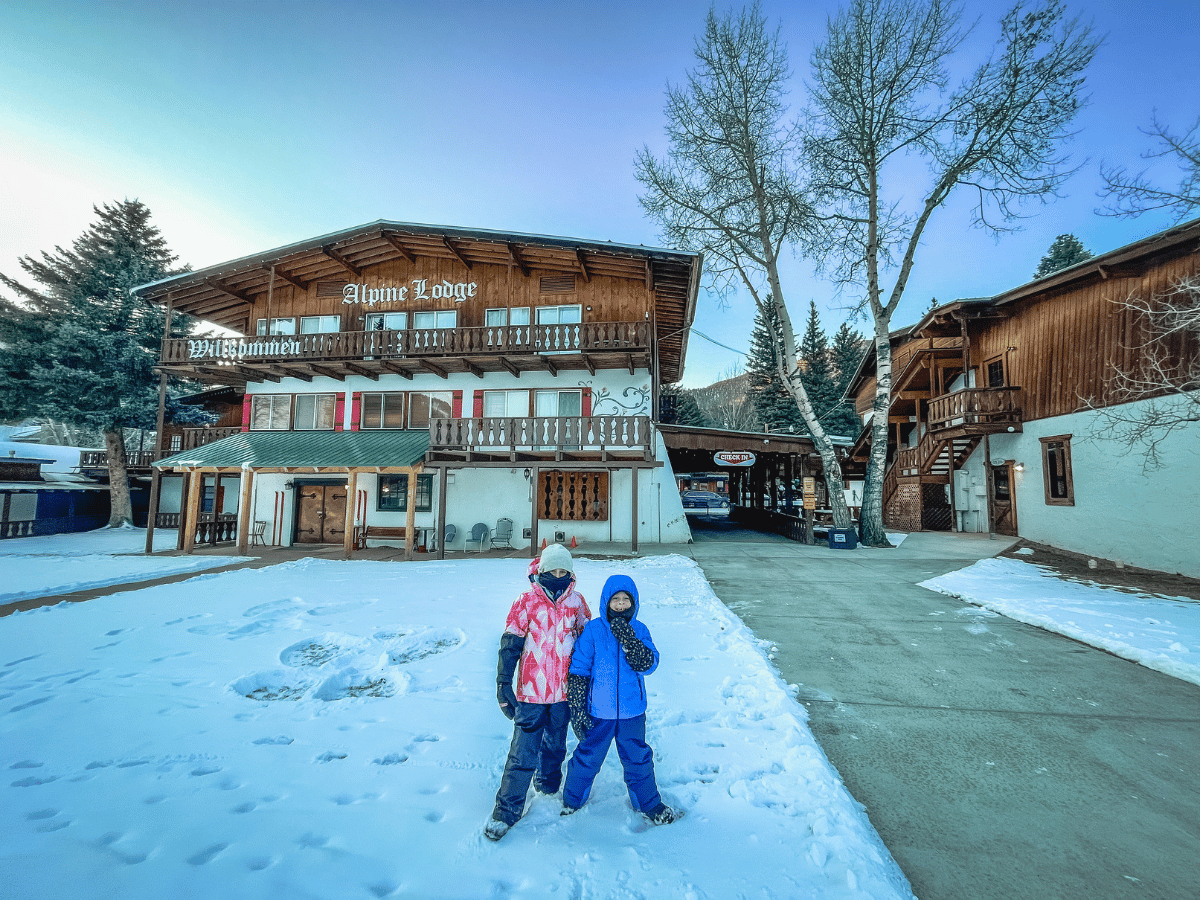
[154,430,430,471]
[133,219,703,384]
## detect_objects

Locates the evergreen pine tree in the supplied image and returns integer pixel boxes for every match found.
[828,321,868,438]
[745,299,803,433]
[1035,233,1092,278]
[797,301,838,438]
[0,200,192,526]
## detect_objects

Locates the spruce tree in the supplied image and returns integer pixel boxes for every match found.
[1035,234,1092,278]
[0,200,191,526]
[829,321,868,438]
[797,301,838,438]
[745,300,803,433]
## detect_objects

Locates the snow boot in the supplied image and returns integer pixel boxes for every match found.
[560,804,580,816]
[484,818,511,841]
[645,803,679,825]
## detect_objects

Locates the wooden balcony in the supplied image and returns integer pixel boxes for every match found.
[79,427,242,474]
[927,387,1023,438]
[429,415,653,463]
[158,322,652,386]
[181,426,242,450]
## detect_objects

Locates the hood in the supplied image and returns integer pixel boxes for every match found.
[600,574,640,622]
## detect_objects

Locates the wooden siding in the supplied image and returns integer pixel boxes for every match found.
[971,252,1199,422]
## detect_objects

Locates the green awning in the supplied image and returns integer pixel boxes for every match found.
[154,430,430,471]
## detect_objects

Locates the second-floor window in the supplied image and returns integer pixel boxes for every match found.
[361,392,407,429]
[366,312,407,331]
[986,357,1006,388]
[256,317,296,335]
[409,391,453,428]
[485,307,531,327]
[294,394,337,430]
[413,310,457,329]
[251,394,292,430]
[536,304,582,325]
[300,315,340,334]
[483,390,529,417]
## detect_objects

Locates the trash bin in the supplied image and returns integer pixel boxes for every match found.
[827,527,858,550]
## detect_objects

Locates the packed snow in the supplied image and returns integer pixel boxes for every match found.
[0,527,246,605]
[0,530,914,900]
[920,556,1200,687]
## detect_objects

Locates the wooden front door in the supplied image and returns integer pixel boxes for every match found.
[294,483,348,544]
[988,462,1018,536]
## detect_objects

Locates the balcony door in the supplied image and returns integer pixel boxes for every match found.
[535,390,582,449]
[294,482,348,544]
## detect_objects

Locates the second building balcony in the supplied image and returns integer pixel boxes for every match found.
[927,387,1023,437]
[159,322,652,386]
[429,415,653,462]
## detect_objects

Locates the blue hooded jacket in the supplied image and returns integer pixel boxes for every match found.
[569,574,659,720]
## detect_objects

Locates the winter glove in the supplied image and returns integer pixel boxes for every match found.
[609,616,654,672]
[567,673,593,741]
[496,633,523,720]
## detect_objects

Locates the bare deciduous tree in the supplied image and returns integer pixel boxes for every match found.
[1084,276,1200,469]
[803,0,1098,546]
[636,3,855,529]
[1100,114,1200,221]
[692,366,762,431]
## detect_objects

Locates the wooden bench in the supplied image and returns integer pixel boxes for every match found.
[356,525,412,550]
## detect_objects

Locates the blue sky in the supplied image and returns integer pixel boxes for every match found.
[1,0,1197,387]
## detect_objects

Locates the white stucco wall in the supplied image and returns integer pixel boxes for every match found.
[953,399,1200,578]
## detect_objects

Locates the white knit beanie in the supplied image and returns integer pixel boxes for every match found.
[538,543,574,574]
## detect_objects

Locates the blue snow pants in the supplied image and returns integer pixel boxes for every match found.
[492,700,570,825]
[562,714,662,813]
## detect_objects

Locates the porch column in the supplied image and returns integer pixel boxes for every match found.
[631,466,640,554]
[529,465,540,559]
[236,469,255,555]
[343,470,359,558]
[436,466,448,560]
[404,467,418,561]
[181,469,202,554]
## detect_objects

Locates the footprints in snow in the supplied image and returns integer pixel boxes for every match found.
[236,627,465,704]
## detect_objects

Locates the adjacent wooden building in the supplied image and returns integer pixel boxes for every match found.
[845,218,1200,576]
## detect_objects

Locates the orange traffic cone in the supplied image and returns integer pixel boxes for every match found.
[541,537,548,550]
[569,535,577,549]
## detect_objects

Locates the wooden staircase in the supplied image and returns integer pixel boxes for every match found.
[883,433,980,509]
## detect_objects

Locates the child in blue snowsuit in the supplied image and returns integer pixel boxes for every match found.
[561,574,677,825]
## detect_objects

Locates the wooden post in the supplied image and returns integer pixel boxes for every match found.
[343,470,359,558]
[182,470,202,554]
[529,465,540,558]
[404,467,418,561]
[145,293,174,555]
[436,466,448,560]
[236,469,254,555]
[983,433,995,540]
[949,457,959,533]
[631,466,639,554]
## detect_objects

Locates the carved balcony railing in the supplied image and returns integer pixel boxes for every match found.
[181,426,242,450]
[78,426,242,471]
[927,387,1023,435]
[161,322,652,367]
[429,416,652,459]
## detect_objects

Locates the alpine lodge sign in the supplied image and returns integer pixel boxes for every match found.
[342,279,478,306]
[714,450,755,467]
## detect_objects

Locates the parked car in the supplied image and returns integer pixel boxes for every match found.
[680,490,731,516]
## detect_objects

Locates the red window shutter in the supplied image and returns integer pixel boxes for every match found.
[452,390,463,418]
[472,390,483,418]
[334,392,346,432]
[582,387,592,417]
[242,395,252,432]
[350,391,362,431]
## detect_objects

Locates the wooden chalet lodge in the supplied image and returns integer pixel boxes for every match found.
[844,217,1200,577]
[136,221,702,558]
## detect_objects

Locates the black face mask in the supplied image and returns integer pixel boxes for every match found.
[538,571,573,600]
[607,604,635,623]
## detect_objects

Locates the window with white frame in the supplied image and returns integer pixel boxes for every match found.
[256,317,297,335]
[251,395,292,430]
[300,315,340,334]
[483,390,529,417]
[294,394,337,430]
[535,305,582,325]
[408,391,453,428]
[361,392,406,429]
[535,389,582,417]
[485,307,531,327]
[413,310,457,329]
[366,312,407,331]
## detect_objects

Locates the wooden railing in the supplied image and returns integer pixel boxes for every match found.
[162,322,652,366]
[430,416,652,454]
[79,450,163,470]
[927,387,1022,434]
[181,426,241,450]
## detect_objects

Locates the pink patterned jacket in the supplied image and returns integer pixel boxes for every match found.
[503,559,592,704]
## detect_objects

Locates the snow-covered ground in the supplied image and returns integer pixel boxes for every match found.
[0,530,914,900]
[0,527,247,605]
[920,555,1200,687]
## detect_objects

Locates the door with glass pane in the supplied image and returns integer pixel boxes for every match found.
[365,312,406,357]
[484,390,529,447]
[535,390,582,450]
[412,310,457,350]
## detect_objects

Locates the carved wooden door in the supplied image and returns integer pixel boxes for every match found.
[294,484,348,544]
